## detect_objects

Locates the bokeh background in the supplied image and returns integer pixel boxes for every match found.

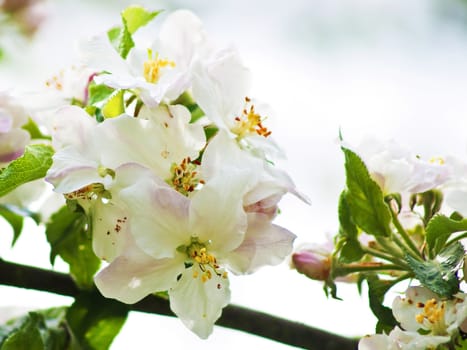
[2,0,467,348]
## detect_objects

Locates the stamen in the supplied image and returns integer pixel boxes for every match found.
[185,238,226,283]
[64,183,106,201]
[415,298,447,335]
[143,49,175,84]
[167,157,203,196]
[231,96,272,139]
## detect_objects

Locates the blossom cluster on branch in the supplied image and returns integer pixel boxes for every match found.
[291,137,467,349]
[0,5,307,347]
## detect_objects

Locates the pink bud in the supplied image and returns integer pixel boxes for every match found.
[291,248,331,281]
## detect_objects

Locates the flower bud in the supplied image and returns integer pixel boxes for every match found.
[291,245,331,281]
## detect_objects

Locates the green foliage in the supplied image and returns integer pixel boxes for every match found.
[405,243,463,297]
[102,90,124,118]
[87,83,114,106]
[66,292,128,350]
[335,191,364,263]
[341,147,392,237]
[426,214,467,258]
[0,204,40,246]
[365,275,397,333]
[172,92,205,123]
[121,6,161,35]
[0,144,54,197]
[22,118,51,140]
[0,308,69,350]
[45,206,100,290]
[107,5,161,59]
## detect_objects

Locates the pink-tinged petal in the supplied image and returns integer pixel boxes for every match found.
[120,179,191,259]
[46,147,101,193]
[90,199,129,262]
[189,172,249,253]
[226,213,296,274]
[0,129,29,162]
[0,112,13,133]
[169,265,230,339]
[95,243,185,304]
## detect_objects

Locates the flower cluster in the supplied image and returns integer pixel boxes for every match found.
[291,137,467,349]
[40,7,303,338]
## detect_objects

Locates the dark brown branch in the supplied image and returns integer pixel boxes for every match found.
[0,259,358,350]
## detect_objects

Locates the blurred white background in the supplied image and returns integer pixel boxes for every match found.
[2,0,467,348]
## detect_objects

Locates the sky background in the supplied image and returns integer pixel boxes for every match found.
[2,0,467,348]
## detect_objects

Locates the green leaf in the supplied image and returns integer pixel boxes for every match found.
[0,204,40,246]
[87,83,114,106]
[22,118,51,140]
[406,243,464,297]
[66,292,128,350]
[342,147,392,237]
[366,275,398,333]
[45,206,100,290]
[0,308,69,350]
[121,5,161,35]
[117,18,134,59]
[0,144,54,197]
[426,214,467,257]
[106,27,121,50]
[336,191,364,263]
[102,90,124,118]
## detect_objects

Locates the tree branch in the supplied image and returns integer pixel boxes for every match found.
[0,259,358,350]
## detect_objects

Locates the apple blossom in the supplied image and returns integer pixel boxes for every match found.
[192,48,283,160]
[80,10,206,107]
[95,168,296,338]
[346,137,449,195]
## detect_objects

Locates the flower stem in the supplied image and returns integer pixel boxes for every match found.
[361,247,409,269]
[390,209,423,260]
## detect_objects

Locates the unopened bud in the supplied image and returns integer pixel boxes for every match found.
[291,247,331,281]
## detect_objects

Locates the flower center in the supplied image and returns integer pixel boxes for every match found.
[64,183,107,201]
[167,157,204,196]
[184,238,228,283]
[415,298,447,335]
[231,97,271,139]
[143,49,175,84]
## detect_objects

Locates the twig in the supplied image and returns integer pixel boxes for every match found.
[0,259,358,350]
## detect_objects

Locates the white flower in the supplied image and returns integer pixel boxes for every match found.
[95,170,296,338]
[359,327,450,350]
[359,286,467,350]
[440,156,467,216]
[80,10,206,107]
[347,137,448,195]
[192,48,283,159]
[393,286,467,337]
[46,104,205,261]
[0,91,31,163]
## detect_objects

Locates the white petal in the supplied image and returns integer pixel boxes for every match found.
[190,172,249,253]
[358,334,393,350]
[78,34,130,76]
[192,47,251,128]
[120,179,191,258]
[95,243,185,304]
[90,199,129,262]
[51,105,97,151]
[169,265,230,339]
[226,213,296,274]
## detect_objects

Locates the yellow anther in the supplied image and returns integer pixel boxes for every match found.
[222,271,228,279]
[192,270,199,279]
[430,157,445,165]
[232,96,271,139]
[415,298,447,335]
[143,49,175,84]
[167,157,203,196]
